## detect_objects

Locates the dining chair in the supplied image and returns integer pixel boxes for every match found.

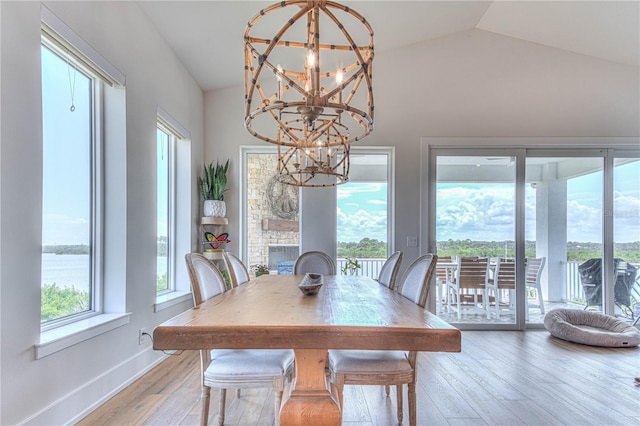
[485,257,516,319]
[446,256,490,320]
[293,250,336,275]
[376,251,403,290]
[328,253,438,426]
[525,257,546,320]
[185,253,295,426]
[223,252,250,288]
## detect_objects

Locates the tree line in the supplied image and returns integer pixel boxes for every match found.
[337,238,639,262]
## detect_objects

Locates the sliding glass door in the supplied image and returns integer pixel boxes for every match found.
[434,152,519,326]
[429,145,639,329]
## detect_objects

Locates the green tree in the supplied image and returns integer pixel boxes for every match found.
[41,283,89,323]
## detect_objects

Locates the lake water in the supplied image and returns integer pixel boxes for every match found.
[41,253,167,289]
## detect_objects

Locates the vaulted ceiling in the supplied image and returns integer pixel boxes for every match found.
[137,1,639,92]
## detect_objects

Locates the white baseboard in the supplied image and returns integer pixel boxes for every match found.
[19,348,167,426]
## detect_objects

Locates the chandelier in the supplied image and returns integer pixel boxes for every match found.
[244,0,374,186]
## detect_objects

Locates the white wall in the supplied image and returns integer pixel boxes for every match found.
[0,2,204,424]
[204,28,639,268]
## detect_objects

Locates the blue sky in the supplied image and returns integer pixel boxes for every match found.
[41,45,91,246]
[337,182,388,243]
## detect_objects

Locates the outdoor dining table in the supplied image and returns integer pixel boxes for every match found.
[153,273,461,425]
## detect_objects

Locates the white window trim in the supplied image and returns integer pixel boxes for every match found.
[36,313,131,359]
[37,9,128,355]
[154,107,192,311]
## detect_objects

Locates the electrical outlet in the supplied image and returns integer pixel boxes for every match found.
[138,328,146,345]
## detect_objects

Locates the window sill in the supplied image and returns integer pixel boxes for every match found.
[36,312,131,359]
[154,291,192,312]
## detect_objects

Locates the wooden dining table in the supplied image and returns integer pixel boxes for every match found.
[153,274,461,425]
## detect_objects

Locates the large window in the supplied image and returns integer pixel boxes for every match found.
[244,150,300,275]
[426,142,639,330]
[40,39,99,325]
[336,151,392,278]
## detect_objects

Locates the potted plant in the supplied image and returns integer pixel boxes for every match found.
[251,264,270,277]
[341,257,362,275]
[199,160,229,217]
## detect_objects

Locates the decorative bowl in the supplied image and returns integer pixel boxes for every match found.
[298,283,323,296]
[298,273,323,295]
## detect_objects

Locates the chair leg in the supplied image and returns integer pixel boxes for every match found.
[200,385,211,426]
[396,384,403,425]
[273,389,283,426]
[408,382,417,426]
[217,388,226,426]
[537,285,545,314]
[385,384,391,396]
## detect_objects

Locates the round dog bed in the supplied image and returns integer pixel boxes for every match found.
[544,308,640,348]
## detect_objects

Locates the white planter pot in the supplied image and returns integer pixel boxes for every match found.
[204,200,226,217]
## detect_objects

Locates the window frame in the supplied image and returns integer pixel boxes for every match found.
[156,121,177,295]
[40,35,105,331]
[36,6,130,359]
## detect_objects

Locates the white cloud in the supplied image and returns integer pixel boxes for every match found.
[337,207,387,243]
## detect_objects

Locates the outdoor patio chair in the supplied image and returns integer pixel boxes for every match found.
[376,251,403,290]
[485,257,516,319]
[328,254,438,426]
[294,250,336,275]
[223,252,250,288]
[446,256,490,320]
[435,255,453,313]
[525,257,546,320]
[185,253,295,426]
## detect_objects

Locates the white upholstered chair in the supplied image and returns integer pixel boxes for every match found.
[376,251,403,290]
[185,253,295,426]
[293,250,336,275]
[328,254,438,426]
[223,252,250,288]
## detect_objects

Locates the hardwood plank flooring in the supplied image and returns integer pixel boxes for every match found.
[77,331,640,425]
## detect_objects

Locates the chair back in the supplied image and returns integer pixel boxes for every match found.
[294,251,336,275]
[224,252,250,288]
[494,258,516,290]
[526,257,545,284]
[455,257,490,289]
[377,251,403,289]
[435,255,452,282]
[185,253,227,305]
[396,254,438,308]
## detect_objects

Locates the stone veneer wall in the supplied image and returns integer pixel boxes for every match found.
[247,153,299,269]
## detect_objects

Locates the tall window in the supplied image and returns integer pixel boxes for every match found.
[336,151,392,278]
[40,39,99,325]
[156,124,174,294]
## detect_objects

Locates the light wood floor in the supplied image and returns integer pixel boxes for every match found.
[78,331,640,425]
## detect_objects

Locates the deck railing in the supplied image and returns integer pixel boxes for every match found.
[336,258,638,310]
[336,258,385,279]
[564,260,640,304]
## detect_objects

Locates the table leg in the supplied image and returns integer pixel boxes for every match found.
[279,349,341,426]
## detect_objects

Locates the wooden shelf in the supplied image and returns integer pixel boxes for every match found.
[200,216,228,226]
